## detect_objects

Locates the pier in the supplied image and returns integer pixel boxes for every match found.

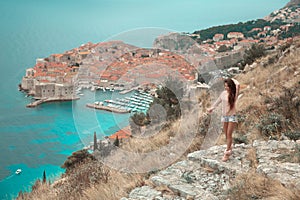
[119,86,140,94]
[26,97,79,108]
[86,103,130,113]
[26,98,48,107]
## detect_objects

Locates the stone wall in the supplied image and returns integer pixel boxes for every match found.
[55,84,74,97]
[35,83,56,98]
[214,50,244,69]
[21,77,35,91]
[35,83,74,99]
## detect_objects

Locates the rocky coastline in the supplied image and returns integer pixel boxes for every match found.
[16,1,300,199]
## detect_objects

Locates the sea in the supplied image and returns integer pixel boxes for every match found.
[0,0,289,199]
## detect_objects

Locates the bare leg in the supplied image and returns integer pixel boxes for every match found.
[222,122,235,162]
[223,122,228,139]
[226,122,236,151]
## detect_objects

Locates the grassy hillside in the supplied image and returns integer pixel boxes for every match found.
[17,37,300,200]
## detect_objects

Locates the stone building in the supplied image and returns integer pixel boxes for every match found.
[21,68,36,91]
[34,83,74,99]
[26,68,35,77]
[227,32,244,39]
[35,83,56,98]
[54,83,74,98]
[213,34,224,42]
[21,77,36,91]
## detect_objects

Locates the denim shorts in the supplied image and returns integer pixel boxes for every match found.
[221,115,238,123]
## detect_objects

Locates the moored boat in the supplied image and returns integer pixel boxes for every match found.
[15,169,22,175]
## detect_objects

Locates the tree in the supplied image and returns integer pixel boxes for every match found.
[42,170,46,184]
[129,116,142,135]
[61,149,94,172]
[131,112,149,126]
[93,131,98,151]
[243,44,266,66]
[217,45,230,52]
[192,18,286,43]
[154,76,184,120]
[113,136,119,147]
[279,24,300,39]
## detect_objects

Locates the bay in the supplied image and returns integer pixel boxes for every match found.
[0,0,289,199]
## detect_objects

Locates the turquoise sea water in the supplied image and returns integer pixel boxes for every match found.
[0,0,289,199]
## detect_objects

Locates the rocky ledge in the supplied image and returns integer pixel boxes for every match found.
[121,140,300,200]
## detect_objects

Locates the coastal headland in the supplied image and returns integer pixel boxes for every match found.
[15,1,300,199]
[20,4,300,109]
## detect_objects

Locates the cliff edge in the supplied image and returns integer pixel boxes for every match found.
[122,140,300,200]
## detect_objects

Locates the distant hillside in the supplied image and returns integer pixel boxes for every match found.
[193,2,300,42]
[192,19,285,42]
[286,0,300,7]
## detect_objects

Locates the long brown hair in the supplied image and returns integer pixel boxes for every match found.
[224,78,236,110]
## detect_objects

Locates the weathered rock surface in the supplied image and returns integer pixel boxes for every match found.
[121,140,300,200]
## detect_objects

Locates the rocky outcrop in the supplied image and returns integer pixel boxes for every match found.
[153,33,201,55]
[153,33,207,69]
[121,140,300,200]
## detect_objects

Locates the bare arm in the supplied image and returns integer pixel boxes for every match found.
[207,93,222,113]
[232,78,240,99]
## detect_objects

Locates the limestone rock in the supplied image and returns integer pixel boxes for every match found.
[121,140,300,199]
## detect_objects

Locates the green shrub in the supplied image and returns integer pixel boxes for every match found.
[243,44,266,66]
[61,149,94,172]
[284,131,300,141]
[256,113,286,138]
[153,76,184,121]
[272,86,300,121]
[234,135,248,144]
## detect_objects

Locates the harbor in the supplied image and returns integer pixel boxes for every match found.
[86,91,154,114]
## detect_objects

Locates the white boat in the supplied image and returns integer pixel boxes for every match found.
[15,169,22,175]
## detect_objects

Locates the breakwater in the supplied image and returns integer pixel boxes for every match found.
[86,103,130,113]
[26,97,80,108]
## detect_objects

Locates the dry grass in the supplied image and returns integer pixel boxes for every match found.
[18,38,300,200]
[275,145,300,163]
[17,182,53,200]
[226,40,300,199]
[83,170,144,200]
[246,148,258,169]
[100,107,204,173]
[231,39,300,142]
[119,105,204,155]
[17,163,145,200]
[228,171,300,200]
[119,123,174,153]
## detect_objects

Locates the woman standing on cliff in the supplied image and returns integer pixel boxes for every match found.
[207,78,240,162]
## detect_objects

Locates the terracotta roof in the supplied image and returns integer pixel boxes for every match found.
[109,126,131,139]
